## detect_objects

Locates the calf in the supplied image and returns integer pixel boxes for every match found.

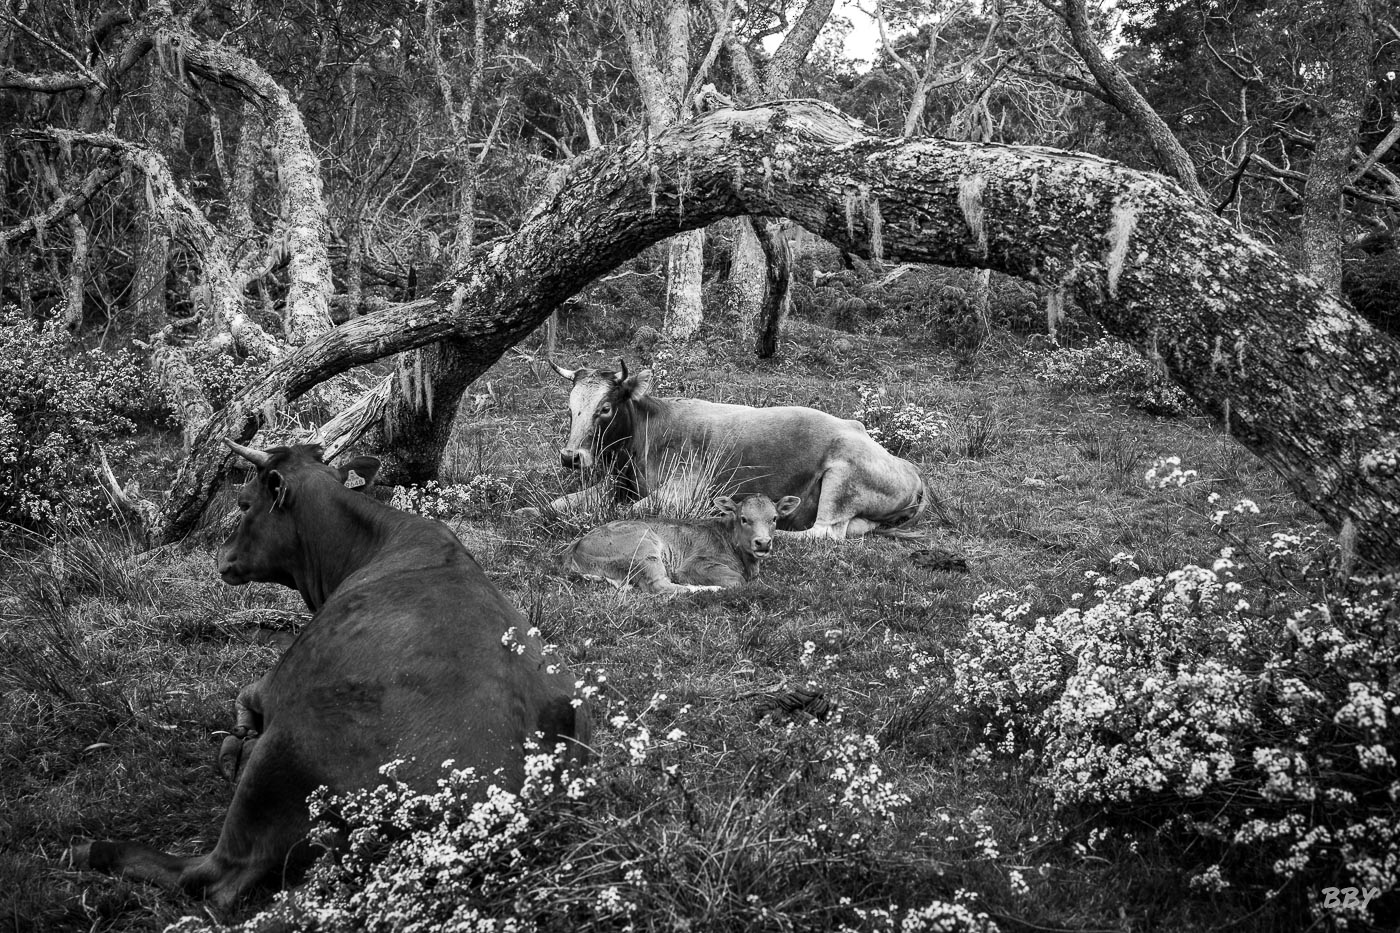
[564,494,800,595]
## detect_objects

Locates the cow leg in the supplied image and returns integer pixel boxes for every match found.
[72,727,320,909]
[545,483,611,514]
[781,463,899,539]
[674,558,744,590]
[219,677,268,783]
[632,556,711,595]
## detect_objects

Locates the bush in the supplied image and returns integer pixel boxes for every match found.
[857,385,947,457]
[172,693,999,933]
[189,352,269,410]
[948,497,1399,924]
[0,307,149,526]
[1031,337,1194,416]
[390,476,516,519]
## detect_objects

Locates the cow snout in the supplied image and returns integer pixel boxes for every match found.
[752,536,773,556]
[216,548,246,584]
[560,448,593,470]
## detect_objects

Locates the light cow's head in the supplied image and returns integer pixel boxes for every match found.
[550,360,653,471]
[715,494,801,560]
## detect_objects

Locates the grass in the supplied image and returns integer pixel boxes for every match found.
[0,325,1338,932]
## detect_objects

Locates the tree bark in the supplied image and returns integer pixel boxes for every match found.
[147,101,1400,575]
[1299,0,1374,293]
[616,0,704,342]
[150,19,334,345]
[131,64,186,336]
[709,0,835,356]
[752,219,794,358]
[1060,0,1208,204]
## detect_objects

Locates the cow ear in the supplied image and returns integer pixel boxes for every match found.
[713,495,737,515]
[776,495,802,517]
[266,470,290,509]
[338,456,381,492]
[624,368,654,400]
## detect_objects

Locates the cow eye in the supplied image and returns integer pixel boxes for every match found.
[597,404,614,418]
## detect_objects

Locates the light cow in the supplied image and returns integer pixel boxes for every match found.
[70,442,590,906]
[548,362,928,539]
[565,494,800,594]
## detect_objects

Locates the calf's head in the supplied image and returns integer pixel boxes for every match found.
[550,359,652,470]
[715,494,801,559]
[216,440,380,587]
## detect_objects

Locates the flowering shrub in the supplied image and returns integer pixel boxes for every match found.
[0,307,150,527]
[1032,338,1194,416]
[188,352,268,410]
[857,385,946,457]
[839,898,999,933]
[172,685,988,933]
[390,476,514,519]
[949,550,1399,923]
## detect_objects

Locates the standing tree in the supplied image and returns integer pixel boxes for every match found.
[705,0,835,356]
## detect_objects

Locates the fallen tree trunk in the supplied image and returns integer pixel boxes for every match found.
[154,100,1400,572]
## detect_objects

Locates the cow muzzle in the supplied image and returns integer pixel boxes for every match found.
[216,549,248,585]
[560,448,593,470]
[752,538,773,557]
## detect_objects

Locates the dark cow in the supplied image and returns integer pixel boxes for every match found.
[69,442,590,907]
[564,493,801,594]
[547,362,928,539]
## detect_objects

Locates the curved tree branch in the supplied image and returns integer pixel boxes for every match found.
[157,21,333,344]
[151,101,1400,574]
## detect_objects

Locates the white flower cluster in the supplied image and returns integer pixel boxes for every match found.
[1144,455,1198,489]
[826,733,910,821]
[838,894,999,933]
[856,384,947,457]
[390,475,514,518]
[948,563,1400,920]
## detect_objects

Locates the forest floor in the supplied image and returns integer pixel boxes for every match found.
[0,324,1325,932]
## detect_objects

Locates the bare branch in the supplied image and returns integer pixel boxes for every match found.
[1350,116,1400,184]
[0,10,107,89]
[683,0,732,114]
[0,158,121,250]
[702,0,760,99]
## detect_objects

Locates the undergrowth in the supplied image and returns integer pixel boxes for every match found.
[1031,337,1195,416]
[3,333,1378,933]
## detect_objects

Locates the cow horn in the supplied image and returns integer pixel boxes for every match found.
[618,359,628,382]
[224,437,271,467]
[549,359,578,382]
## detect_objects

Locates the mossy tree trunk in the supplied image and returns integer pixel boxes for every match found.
[1299,0,1375,293]
[616,0,704,342]
[150,101,1400,574]
[712,0,834,357]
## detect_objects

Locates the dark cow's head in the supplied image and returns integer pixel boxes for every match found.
[550,359,653,471]
[216,440,381,588]
[715,494,801,560]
